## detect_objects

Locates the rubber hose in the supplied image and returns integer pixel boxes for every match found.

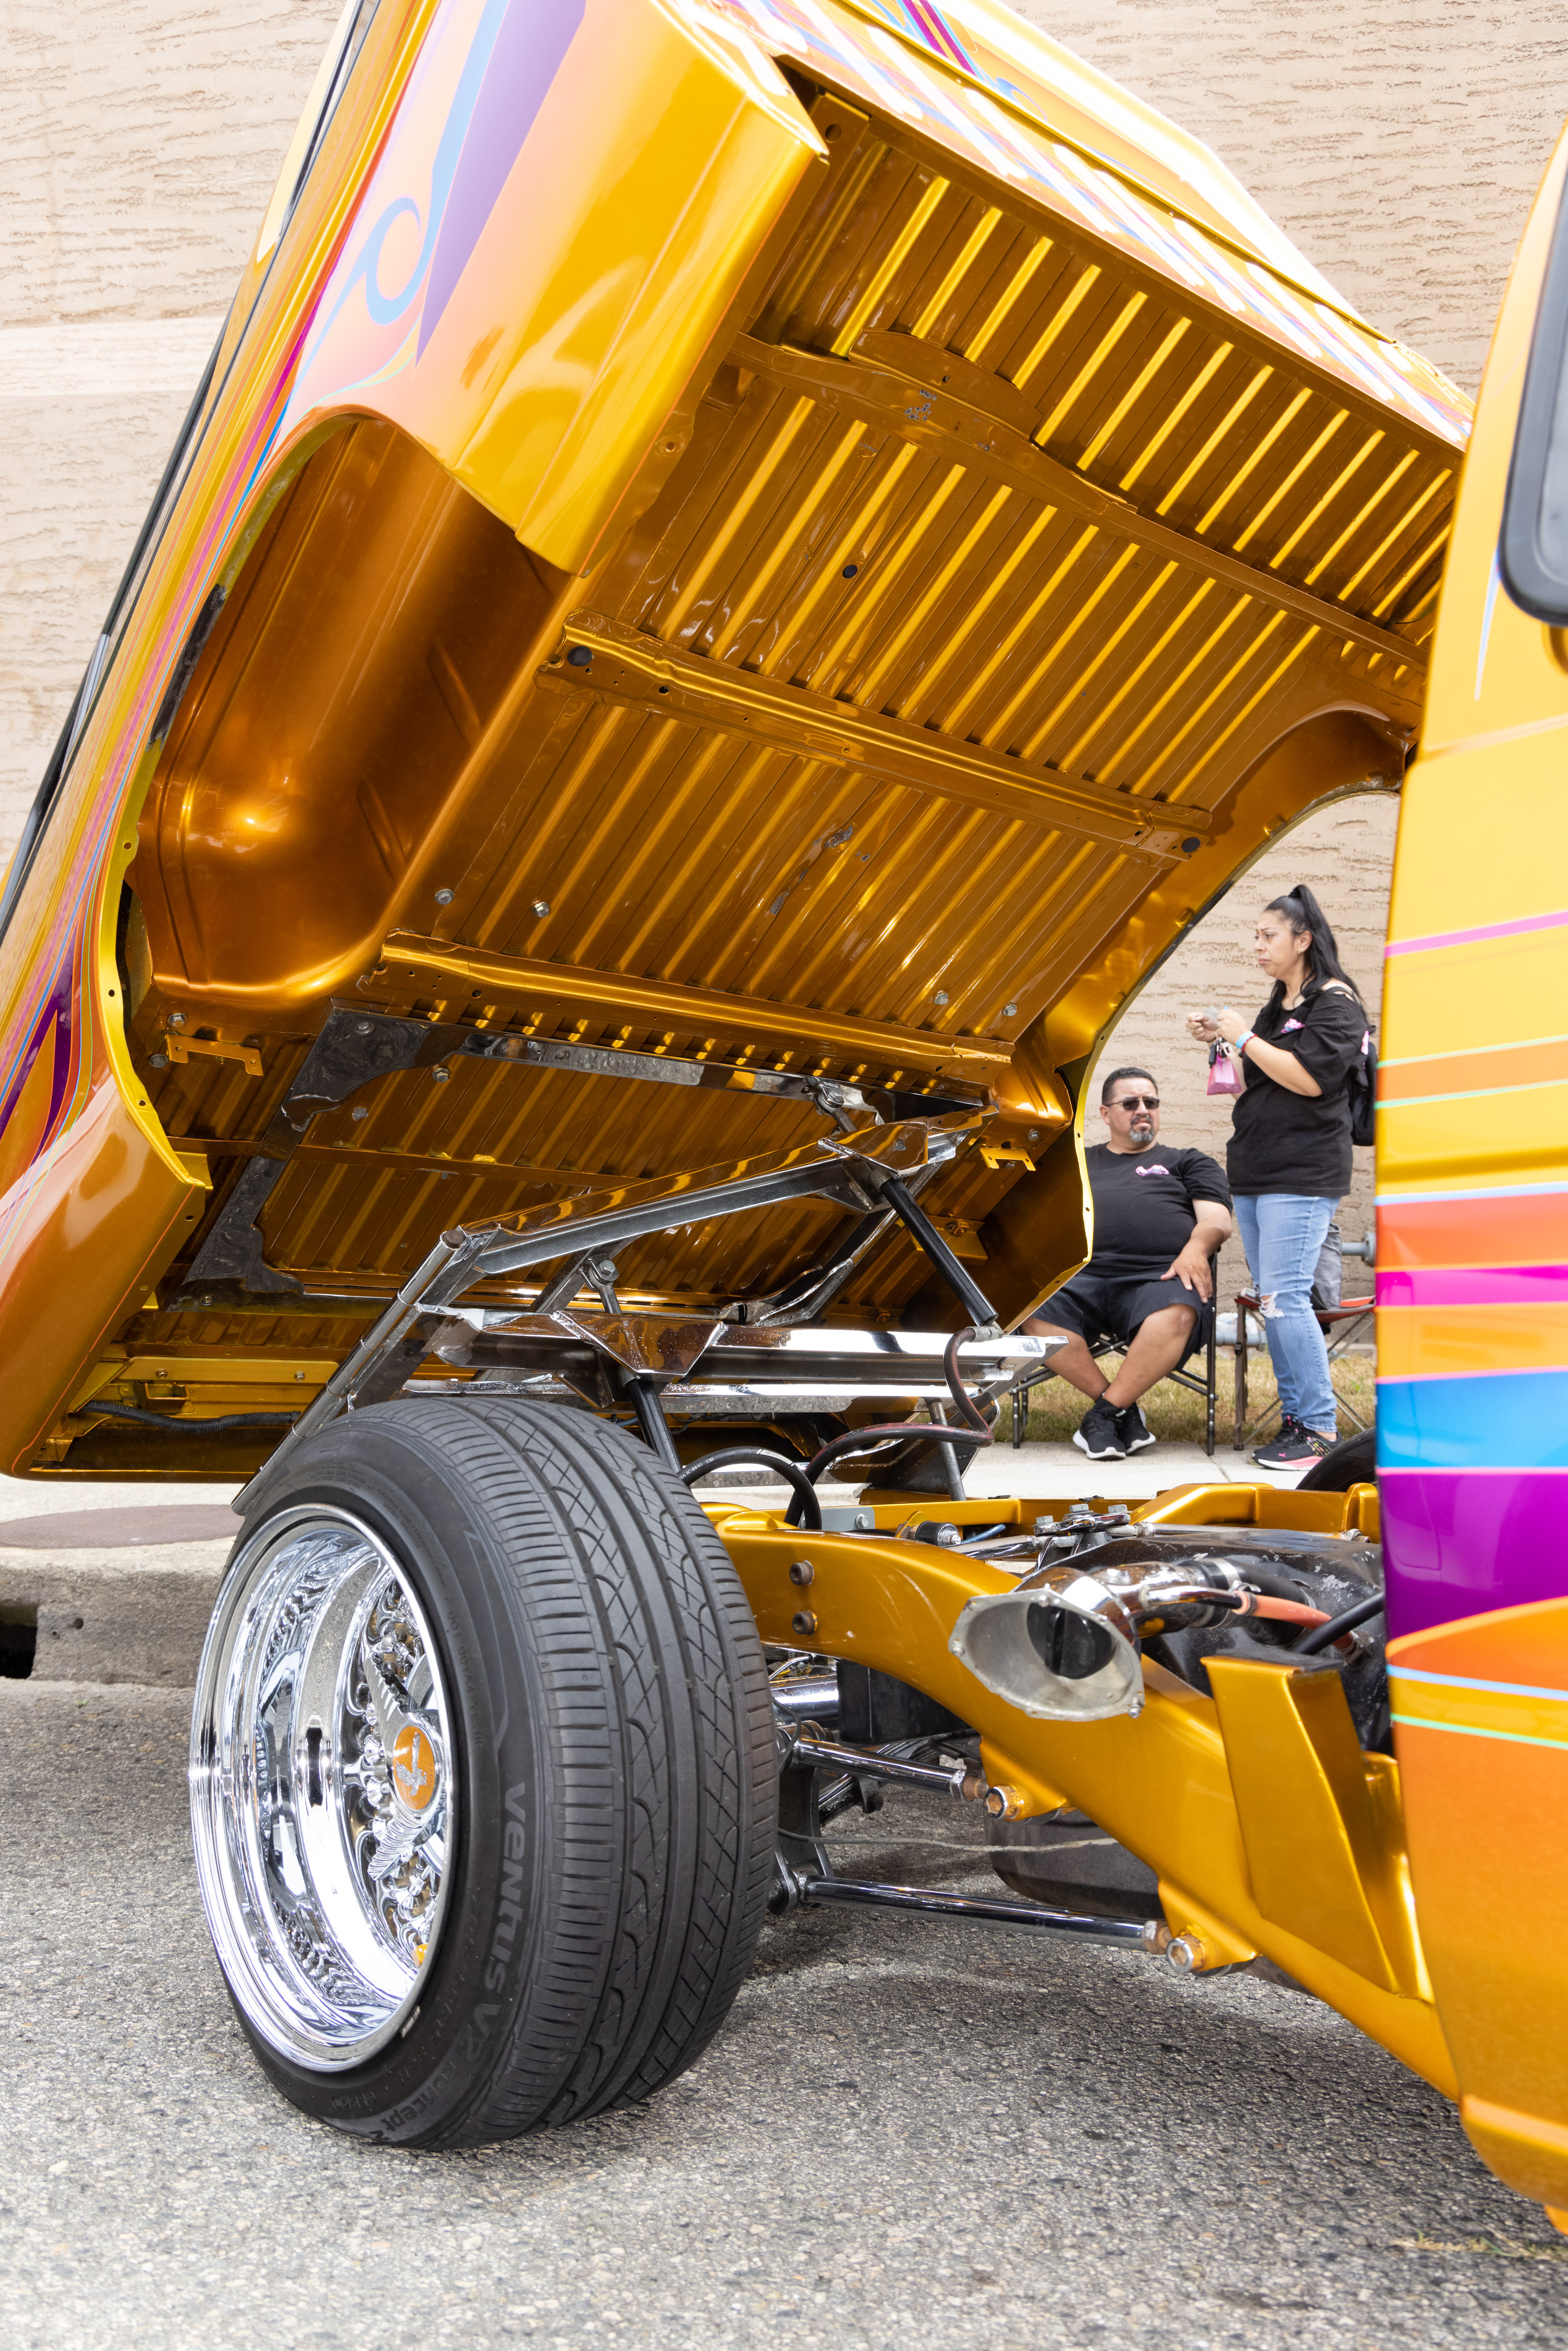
[679,1447,823,1530]
[941,1326,995,1442]
[1295,1589,1386,1654]
[1244,1593,1332,1628]
[86,1401,301,1433]
[783,1419,988,1527]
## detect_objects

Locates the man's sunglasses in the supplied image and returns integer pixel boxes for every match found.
[1112,1094,1159,1110]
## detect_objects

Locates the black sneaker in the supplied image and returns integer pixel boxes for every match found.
[1074,1399,1126,1459]
[1117,1402,1156,1453]
[1251,1416,1335,1471]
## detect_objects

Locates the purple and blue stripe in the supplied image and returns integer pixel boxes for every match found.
[1377,1263,1568,1307]
[1379,1366,1568,1634]
[1386,905,1568,959]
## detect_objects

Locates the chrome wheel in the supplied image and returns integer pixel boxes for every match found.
[190,1507,457,2071]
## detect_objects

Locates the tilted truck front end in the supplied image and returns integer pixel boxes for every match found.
[12,0,1566,2214]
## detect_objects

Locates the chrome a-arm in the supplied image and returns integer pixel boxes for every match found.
[237,1110,1011,1503]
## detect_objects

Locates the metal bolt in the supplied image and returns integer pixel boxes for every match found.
[149,1054,168,1069]
[1002,1002,1017,1017]
[933,989,949,1007]
[791,1609,818,1639]
[983,1784,1027,1822]
[293,1370,305,1381]
[350,1106,368,1121]
[432,1066,451,1082]
[355,1021,372,1034]
[167,1011,186,1030]
[434,889,454,905]
[1028,1128,1041,1143]
[532,899,551,917]
[1166,1934,1207,1974]
[788,1561,814,1586]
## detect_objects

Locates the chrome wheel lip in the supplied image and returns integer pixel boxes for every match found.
[189,1504,458,2073]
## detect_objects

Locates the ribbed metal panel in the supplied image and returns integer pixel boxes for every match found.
[153,59,1466,1323]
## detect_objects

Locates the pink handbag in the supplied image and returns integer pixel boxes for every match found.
[1207,1041,1239,1096]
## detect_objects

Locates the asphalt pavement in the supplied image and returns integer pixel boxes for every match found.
[4,1675,1565,2351]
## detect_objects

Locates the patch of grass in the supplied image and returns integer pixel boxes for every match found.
[1011,1347,1376,1448]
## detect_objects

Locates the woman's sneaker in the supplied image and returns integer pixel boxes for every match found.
[1251,1416,1334,1471]
[1074,1399,1126,1459]
[1117,1402,1156,1453]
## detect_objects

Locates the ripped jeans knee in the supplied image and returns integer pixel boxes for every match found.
[1231,1193,1338,1435]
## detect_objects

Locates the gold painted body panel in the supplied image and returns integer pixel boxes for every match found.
[0,0,1509,2195]
[718,1484,1455,2095]
[47,32,1452,1470]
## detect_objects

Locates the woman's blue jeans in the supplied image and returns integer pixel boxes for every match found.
[1232,1193,1337,1436]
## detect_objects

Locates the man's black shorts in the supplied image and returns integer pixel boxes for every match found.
[1042,1267,1209,1360]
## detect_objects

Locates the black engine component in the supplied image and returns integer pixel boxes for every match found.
[1084,1525,1390,1753]
[836,1662,971,1744]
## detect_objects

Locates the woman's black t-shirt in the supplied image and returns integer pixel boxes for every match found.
[1226,982,1367,1197]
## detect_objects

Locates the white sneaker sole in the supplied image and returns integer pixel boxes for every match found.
[1073,1428,1125,1460]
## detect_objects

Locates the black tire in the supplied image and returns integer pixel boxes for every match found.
[191,1397,776,2147]
[1296,1425,1377,1492]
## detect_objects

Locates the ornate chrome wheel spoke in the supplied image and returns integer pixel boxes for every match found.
[190,1511,457,2071]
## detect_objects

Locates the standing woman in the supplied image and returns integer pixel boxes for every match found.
[1186,885,1369,1470]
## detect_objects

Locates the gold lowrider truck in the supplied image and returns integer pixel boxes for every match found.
[11,0,1564,2203]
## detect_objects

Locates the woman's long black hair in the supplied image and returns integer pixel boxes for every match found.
[1263,884,1365,1011]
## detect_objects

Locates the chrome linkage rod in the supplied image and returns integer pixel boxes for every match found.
[237,1118,966,1505]
[790,1875,1169,1950]
[773,1730,1170,1952]
[786,1732,990,1804]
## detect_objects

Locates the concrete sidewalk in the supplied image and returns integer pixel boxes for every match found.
[0,1438,1305,1692]
[694,1436,1306,1514]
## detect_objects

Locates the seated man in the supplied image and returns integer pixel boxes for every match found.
[1023,1066,1232,1460]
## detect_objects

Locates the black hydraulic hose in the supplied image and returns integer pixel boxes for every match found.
[680,1447,823,1530]
[87,1401,301,1433]
[1295,1589,1385,1654]
[783,1418,988,1526]
[779,1328,997,1528]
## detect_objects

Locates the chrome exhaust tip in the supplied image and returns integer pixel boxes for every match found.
[948,1570,1145,1722]
[948,1557,1263,1723]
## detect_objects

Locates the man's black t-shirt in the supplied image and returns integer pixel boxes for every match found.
[1226,982,1367,1197]
[1086,1142,1231,1274]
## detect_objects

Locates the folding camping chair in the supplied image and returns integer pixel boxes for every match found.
[1232,1290,1375,1450]
[1010,1311,1220,1458]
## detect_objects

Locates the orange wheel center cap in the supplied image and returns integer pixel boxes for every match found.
[391,1724,439,1812]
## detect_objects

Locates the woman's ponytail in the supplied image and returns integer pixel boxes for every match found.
[1265,884,1364,1006]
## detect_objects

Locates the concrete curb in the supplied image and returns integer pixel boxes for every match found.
[0,1539,231,1688]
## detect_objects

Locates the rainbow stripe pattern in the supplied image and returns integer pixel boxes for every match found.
[1389,1665,1568,1754]
[1378,903,1568,1639]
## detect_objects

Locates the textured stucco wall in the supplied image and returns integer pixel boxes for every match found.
[2,0,343,828]
[5,1,1567,1309]
[1016,2,1568,1300]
